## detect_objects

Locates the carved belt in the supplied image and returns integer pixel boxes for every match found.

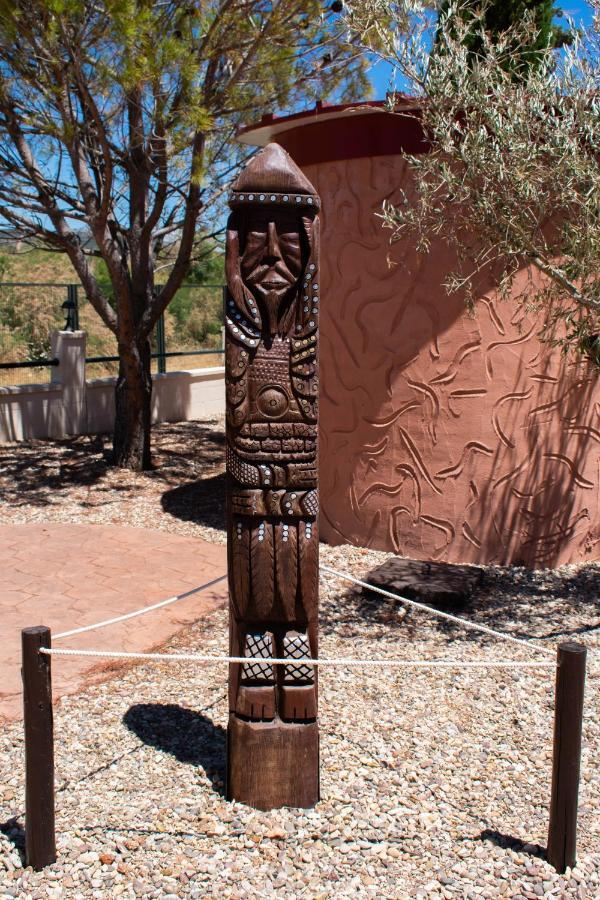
[230,488,318,518]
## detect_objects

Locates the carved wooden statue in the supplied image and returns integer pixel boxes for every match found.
[225,143,320,809]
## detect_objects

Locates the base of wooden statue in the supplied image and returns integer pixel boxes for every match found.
[226,716,319,810]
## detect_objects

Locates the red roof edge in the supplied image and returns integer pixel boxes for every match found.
[237,96,428,166]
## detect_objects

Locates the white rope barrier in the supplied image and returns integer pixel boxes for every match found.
[41,563,573,674]
[320,566,555,657]
[53,574,228,641]
[51,565,554,663]
[39,647,555,669]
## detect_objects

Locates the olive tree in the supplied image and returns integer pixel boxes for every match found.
[349,0,599,361]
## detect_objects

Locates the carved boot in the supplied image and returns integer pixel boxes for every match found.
[279,631,317,722]
[236,631,276,720]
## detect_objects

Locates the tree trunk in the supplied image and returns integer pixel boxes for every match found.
[112,334,152,470]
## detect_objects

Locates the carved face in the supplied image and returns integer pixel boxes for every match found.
[240,209,303,310]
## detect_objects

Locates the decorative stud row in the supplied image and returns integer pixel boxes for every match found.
[226,316,259,348]
[234,514,317,539]
[230,191,320,210]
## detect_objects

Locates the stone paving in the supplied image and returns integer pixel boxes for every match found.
[0,523,228,723]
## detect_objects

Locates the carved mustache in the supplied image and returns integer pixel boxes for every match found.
[246,262,296,288]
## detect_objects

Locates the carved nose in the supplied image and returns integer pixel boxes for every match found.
[265,221,281,261]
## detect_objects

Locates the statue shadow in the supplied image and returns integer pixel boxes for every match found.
[0,817,25,864]
[161,473,227,533]
[123,703,226,796]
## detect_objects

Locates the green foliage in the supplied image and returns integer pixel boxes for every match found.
[93,259,115,305]
[167,237,224,337]
[0,0,370,330]
[181,293,223,344]
[94,249,223,346]
[350,0,599,362]
[187,243,225,286]
[581,333,600,366]
[168,284,223,343]
[438,0,572,75]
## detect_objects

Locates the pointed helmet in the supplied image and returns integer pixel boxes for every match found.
[229,143,319,212]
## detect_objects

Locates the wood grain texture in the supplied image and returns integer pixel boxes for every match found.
[227,716,319,809]
[275,521,298,621]
[230,516,250,621]
[22,626,56,870]
[547,642,587,873]
[250,520,275,620]
[225,143,320,808]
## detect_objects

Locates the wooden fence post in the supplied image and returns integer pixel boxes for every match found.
[22,626,56,870]
[547,641,586,873]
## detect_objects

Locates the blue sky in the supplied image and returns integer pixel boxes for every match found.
[367,0,596,98]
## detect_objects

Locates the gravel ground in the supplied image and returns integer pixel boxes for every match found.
[0,419,228,544]
[1,421,599,898]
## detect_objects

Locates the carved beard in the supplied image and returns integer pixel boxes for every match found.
[254,282,296,339]
[244,250,300,339]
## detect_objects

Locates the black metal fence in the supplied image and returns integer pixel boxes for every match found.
[0,282,72,386]
[0,282,225,387]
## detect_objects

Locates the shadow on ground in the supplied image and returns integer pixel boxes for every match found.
[123,703,226,796]
[161,472,226,533]
[477,828,547,861]
[320,560,600,646]
[0,433,110,504]
[0,817,25,863]
[0,421,225,508]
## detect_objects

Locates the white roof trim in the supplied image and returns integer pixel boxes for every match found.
[237,104,387,147]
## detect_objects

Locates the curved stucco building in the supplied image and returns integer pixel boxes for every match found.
[239,102,600,567]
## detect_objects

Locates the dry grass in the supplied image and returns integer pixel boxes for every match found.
[0,250,223,386]
[2,247,77,282]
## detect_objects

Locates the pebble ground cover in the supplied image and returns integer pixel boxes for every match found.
[1,420,598,898]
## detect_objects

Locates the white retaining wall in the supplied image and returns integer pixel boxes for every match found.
[0,331,225,442]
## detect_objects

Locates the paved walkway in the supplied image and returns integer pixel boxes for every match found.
[0,524,228,722]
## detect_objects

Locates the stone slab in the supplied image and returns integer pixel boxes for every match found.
[364,557,484,609]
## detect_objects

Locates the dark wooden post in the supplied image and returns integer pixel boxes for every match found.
[547,641,586,873]
[225,143,320,809]
[22,626,56,870]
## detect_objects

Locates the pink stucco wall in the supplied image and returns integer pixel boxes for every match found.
[240,108,600,566]
[309,155,599,566]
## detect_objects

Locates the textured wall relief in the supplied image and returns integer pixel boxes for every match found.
[309,155,599,566]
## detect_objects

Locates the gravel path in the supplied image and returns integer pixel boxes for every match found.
[1,421,599,898]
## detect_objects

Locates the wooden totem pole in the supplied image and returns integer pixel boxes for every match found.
[225,143,320,809]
